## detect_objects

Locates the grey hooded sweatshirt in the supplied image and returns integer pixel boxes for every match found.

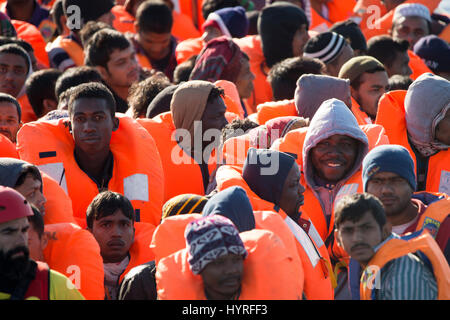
[302,98,369,221]
[0,157,41,188]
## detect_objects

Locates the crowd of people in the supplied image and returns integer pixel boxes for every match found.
[0,0,449,301]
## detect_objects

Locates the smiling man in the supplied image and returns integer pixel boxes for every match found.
[85,28,140,113]
[86,190,135,300]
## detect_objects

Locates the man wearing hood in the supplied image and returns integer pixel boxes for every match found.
[0,157,46,215]
[235,2,310,112]
[376,73,450,193]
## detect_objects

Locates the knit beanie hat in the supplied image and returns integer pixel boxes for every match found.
[413,35,450,73]
[202,6,249,38]
[362,144,416,191]
[393,3,431,23]
[185,215,248,275]
[258,2,309,67]
[63,0,114,26]
[304,32,346,64]
[339,56,385,83]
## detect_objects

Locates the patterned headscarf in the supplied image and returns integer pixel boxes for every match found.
[189,36,243,83]
[185,215,248,275]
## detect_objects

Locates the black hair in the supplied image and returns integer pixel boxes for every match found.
[79,21,115,49]
[55,66,103,100]
[367,35,409,68]
[86,190,135,230]
[388,74,413,91]
[173,55,198,85]
[206,86,225,105]
[67,82,116,117]
[350,65,387,90]
[0,43,30,72]
[330,19,367,54]
[25,69,62,118]
[136,0,173,34]
[201,0,241,20]
[14,164,42,189]
[334,193,387,230]
[246,10,260,35]
[85,29,131,69]
[28,205,45,239]
[0,92,21,122]
[268,56,326,101]
[221,118,259,143]
[127,71,172,118]
[50,0,65,35]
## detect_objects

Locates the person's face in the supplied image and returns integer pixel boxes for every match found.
[201,96,228,135]
[90,209,135,263]
[435,109,450,145]
[201,26,223,43]
[292,24,310,57]
[392,16,429,48]
[327,43,354,77]
[366,171,413,218]
[278,163,305,218]
[352,71,389,120]
[336,211,389,267]
[136,30,172,61]
[311,134,359,183]
[101,46,140,88]
[27,223,47,262]
[0,101,20,142]
[14,173,46,214]
[387,50,412,77]
[200,253,244,300]
[70,98,118,156]
[0,53,28,97]
[235,57,255,99]
[0,217,29,258]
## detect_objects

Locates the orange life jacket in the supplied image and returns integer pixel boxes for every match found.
[119,222,156,284]
[172,10,201,41]
[310,7,333,33]
[375,90,450,193]
[361,0,441,41]
[11,19,49,68]
[50,35,85,67]
[408,50,434,80]
[137,112,217,201]
[414,193,450,243]
[214,80,245,119]
[234,35,273,114]
[350,97,373,125]
[0,133,18,158]
[156,229,303,300]
[16,114,165,228]
[111,5,136,34]
[43,223,104,300]
[213,164,335,299]
[439,23,450,43]
[175,36,204,65]
[360,231,450,300]
[18,93,37,124]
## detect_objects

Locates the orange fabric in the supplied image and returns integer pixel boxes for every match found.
[136,52,152,70]
[41,171,77,225]
[360,231,450,300]
[18,94,37,124]
[11,19,49,68]
[172,10,201,41]
[362,0,441,41]
[119,222,156,284]
[375,90,450,193]
[0,134,18,158]
[234,35,273,114]
[256,99,297,125]
[214,80,245,119]
[416,193,450,242]
[310,7,333,32]
[16,114,165,228]
[221,134,254,167]
[137,112,217,201]
[439,23,450,43]
[112,5,136,34]
[408,50,433,80]
[351,97,373,125]
[43,223,104,300]
[156,229,303,300]
[327,0,356,25]
[57,35,85,67]
[175,36,204,64]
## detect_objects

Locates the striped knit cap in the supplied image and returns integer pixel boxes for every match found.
[161,194,208,219]
[304,32,346,64]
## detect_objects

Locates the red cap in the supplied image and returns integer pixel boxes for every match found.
[0,186,33,224]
